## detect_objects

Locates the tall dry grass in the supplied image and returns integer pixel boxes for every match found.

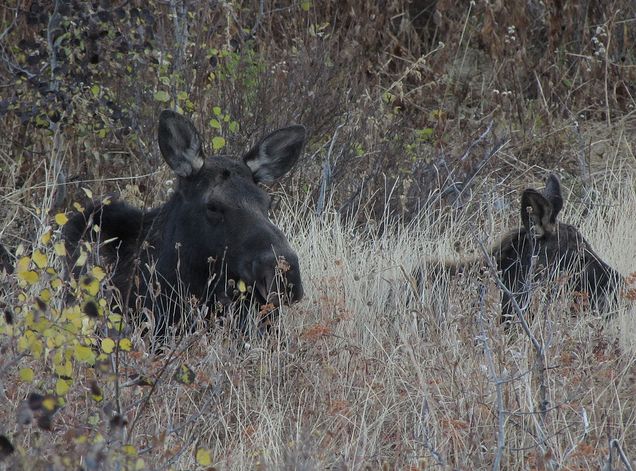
[3,163,634,469]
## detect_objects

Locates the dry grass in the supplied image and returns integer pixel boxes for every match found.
[0,164,634,470]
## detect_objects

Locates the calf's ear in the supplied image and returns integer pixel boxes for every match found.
[542,174,563,221]
[521,189,555,238]
[243,125,306,183]
[158,110,204,178]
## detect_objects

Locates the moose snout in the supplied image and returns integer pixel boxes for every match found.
[251,251,304,306]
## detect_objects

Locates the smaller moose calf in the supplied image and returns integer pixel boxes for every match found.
[493,174,623,324]
[420,174,624,326]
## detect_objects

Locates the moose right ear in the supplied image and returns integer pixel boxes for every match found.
[242,125,306,184]
[158,110,204,178]
[542,174,563,222]
[521,189,555,238]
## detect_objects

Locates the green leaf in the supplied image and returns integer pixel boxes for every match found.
[415,128,434,141]
[154,91,170,102]
[212,136,226,151]
[301,1,312,11]
[19,367,34,383]
[90,84,100,97]
[212,106,222,116]
[209,118,221,129]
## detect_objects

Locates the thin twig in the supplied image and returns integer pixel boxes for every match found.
[476,284,506,471]
[475,236,551,453]
[316,122,345,216]
[607,438,634,471]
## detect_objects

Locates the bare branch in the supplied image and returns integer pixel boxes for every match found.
[606,438,634,471]
[476,283,506,471]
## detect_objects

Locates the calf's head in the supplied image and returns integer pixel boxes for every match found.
[156,110,305,308]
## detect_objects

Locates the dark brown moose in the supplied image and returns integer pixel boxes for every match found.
[432,174,622,326]
[65,110,306,339]
[494,174,622,324]
[0,243,12,275]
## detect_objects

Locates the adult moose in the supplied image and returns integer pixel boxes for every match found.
[0,243,12,274]
[425,174,623,326]
[65,110,306,340]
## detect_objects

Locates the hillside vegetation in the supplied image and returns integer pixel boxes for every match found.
[1,1,635,469]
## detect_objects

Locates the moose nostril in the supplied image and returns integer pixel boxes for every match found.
[249,251,303,304]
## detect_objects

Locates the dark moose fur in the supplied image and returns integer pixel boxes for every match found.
[0,243,12,275]
[65,110,306,338]
[444,174,622,325]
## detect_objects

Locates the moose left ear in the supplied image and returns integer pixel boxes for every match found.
[243,125,306,183]
[542,174,563,222]
[158,110,204,178]
[521,189,555,238]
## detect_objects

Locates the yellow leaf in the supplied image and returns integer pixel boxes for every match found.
[40,288,51,302]
[42,397,57,411]
[54,241,67,257]
[82,187,93,199]
[40,230,52,245]
[74,344,96,364]
[17,335,29,352]
[123,445,137,456]
[30,338,43,359]
[154,90,170,102]
[101,338,115,354]
[80,275,99,296]
[108,313,123,331]
[54,359,73,377]
[19,367,34,382]
[237,279,247,293]
[75,251,88,268]
[212,136,225,151]
[56,378,70,396]
[73,202,85,213]
[118,338,132,351]
[32,250,47,269]
[54,213,69,226]
[50,278,63,289]
[196,448,212,466]
[91,266,106,281]
[18,270,40,285]
[16,256,31,273]
[54,334,66,348]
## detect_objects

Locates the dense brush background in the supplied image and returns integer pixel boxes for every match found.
[1,0,636,469]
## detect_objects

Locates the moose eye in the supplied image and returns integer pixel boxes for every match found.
[206,203,223,216]
[268,196,280,213]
